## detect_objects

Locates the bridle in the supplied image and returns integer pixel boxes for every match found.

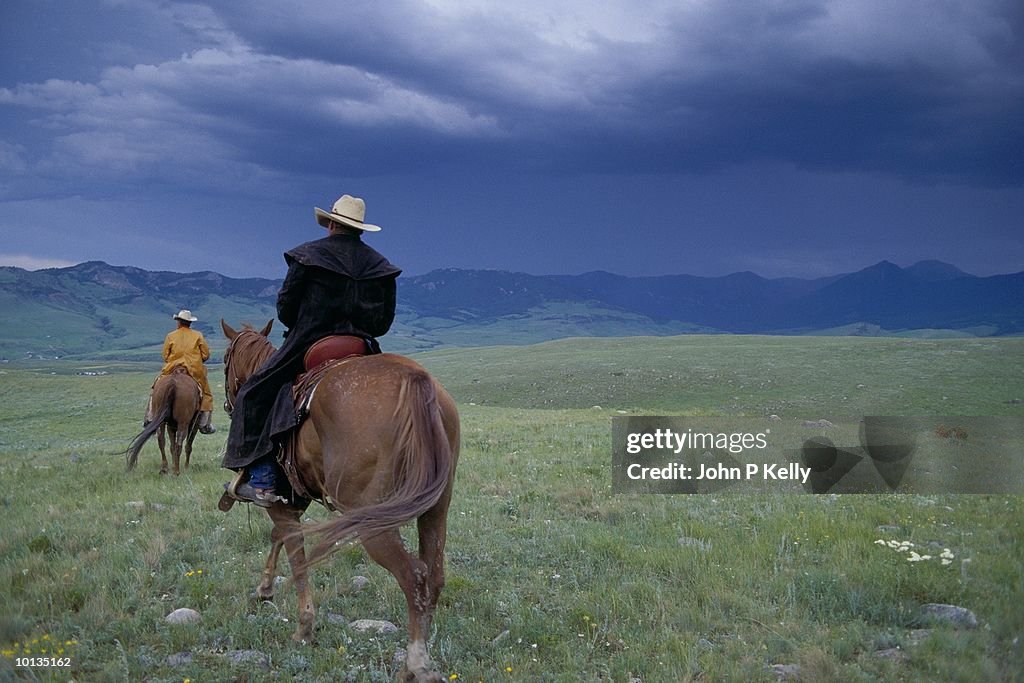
[222,330,275,417]
[223,334,242,417]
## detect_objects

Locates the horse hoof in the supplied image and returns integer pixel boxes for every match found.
[292,630,313,645]
[399,667,443,683]
[159,469,167,475]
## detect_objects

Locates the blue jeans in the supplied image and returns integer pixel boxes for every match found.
[247,456,278,490]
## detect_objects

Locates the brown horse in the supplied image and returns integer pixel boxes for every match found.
[221,320,460,683]
[126,366,201,475]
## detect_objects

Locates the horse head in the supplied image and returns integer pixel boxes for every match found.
[221,318,275,416]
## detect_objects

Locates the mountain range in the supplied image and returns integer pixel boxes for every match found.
[0,259,1020,360]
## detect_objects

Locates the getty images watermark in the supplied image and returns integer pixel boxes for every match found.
[611,416,1024,494]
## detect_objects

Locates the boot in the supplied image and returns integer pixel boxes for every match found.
[198,411,216,434]
[221,469,286,510]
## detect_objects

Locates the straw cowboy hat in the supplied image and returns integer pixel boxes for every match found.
[314,194,382,232]
[173,309,198,322]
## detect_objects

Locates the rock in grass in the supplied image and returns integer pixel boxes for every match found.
[223,649,271,671]
[918,604,978,629]
[350,575,370,593]
[166,652,193,667]
[349,619,398,635]
[767,663,801,679]
[907,629,933,645]
[165,608,201,625]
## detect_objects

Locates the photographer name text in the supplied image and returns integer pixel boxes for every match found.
[626,462,811,484]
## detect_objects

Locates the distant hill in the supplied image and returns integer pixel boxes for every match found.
[0,259,1021,360]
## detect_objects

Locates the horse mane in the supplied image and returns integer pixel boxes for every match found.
[231,328,276,369]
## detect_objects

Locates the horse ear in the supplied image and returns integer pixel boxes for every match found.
[259,320,273,337]
[221,319,238,340]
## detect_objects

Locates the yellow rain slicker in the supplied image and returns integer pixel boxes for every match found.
[160,327,214,411]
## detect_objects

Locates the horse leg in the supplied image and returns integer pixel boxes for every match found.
[158,424,168,475]
[268,504,315,643]
[256,526,285,601]
[183,424,197,471]
[361,529,442,683]
[171,426,183,476]
[417,498,451,626]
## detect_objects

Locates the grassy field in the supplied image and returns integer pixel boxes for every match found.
[0,335,1022,682]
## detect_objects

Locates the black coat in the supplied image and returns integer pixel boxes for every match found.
[222,233,401,469]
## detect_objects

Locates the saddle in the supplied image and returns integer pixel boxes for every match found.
[279,335,369,508]
[303,335,368,372]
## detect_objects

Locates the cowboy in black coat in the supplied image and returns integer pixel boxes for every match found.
[224,194,401,507]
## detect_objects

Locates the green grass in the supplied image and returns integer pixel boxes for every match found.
[0,335,1022,682]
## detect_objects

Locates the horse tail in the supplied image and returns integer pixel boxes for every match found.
[125,383,174,471]
[306,369,453,567]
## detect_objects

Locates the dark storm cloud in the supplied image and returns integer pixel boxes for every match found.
[0,1,1021,278]
[3,0,1021,195]
[205,0,1024,182]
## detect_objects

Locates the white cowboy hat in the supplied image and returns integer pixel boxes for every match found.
[173,309,198,322]
[314,194,382,232]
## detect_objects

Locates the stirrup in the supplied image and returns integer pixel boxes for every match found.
[217,470,246,512]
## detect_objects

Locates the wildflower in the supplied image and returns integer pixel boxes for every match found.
[506,666,513,673]
[449,675,459,681]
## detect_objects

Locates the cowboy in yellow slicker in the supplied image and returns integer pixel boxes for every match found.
[146,309,217,434]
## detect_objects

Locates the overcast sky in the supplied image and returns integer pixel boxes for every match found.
[1,0,1022,279]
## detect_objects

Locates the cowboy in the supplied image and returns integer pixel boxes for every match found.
[148,309,217,433]
[223,194,401,507]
